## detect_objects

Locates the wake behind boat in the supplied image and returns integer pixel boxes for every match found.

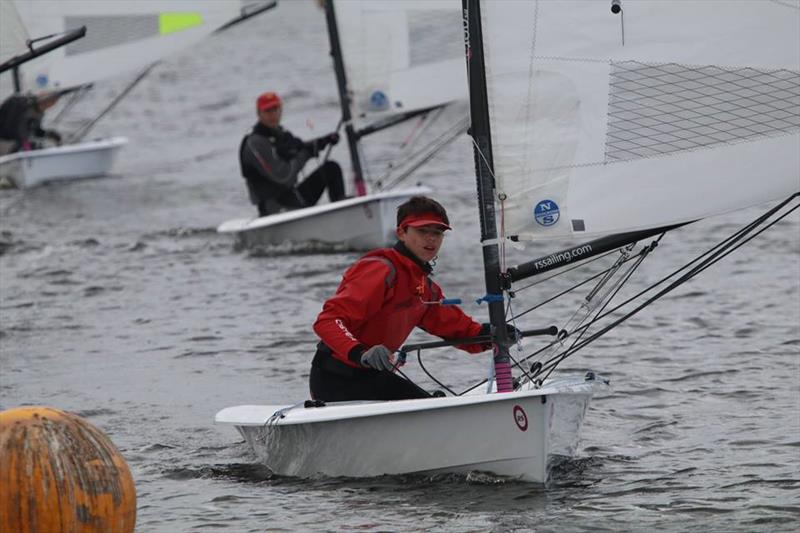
[0,136,127,189]
[217,187,431,250]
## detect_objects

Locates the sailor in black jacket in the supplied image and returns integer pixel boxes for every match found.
[0,92,62,156]
[239,91,345,217]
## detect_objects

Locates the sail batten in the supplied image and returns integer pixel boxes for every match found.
[480,0,800,242]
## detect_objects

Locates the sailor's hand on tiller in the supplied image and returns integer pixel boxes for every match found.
[360,345,395,371]
[324,132,340,147]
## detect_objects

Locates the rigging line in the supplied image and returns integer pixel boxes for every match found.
[371,108,444,186]
[459,196,797,395]
[378,117,468,190]
[500,196,507,272]
[468,216,742,394]
[68,63,157,143]
[320,117,344,164]
[393,364,445,397]
[470,136,498,184]
[537,242,655,384]
[413,349,457,396]
[50,85,92,125]
[355,135,375,189]
[524,242,647,383]
[513,248,620,293]
[510,250,645,321]
[536,200,799,377]
[400,106,444,152]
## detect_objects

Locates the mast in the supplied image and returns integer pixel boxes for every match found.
[323,0,367,197]
[463,0,514,393]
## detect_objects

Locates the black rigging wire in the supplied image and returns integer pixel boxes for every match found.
[457,194,799,395]
[510,249,646,321]
[533,196,799,383]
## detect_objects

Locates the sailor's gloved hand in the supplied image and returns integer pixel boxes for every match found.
[360,344,395,371]
[322,132,340,147]
[46,130,62,144]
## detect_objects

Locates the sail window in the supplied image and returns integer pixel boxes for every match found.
[606,61,800,161]
[64,13,204,56]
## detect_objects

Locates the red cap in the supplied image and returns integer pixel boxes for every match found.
[256,92,281,112]
[398,212,451,231]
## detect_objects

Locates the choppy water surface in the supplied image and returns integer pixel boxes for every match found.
[1,3,798,532]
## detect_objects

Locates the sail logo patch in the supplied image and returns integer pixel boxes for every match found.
[513,405,528,432]
[534,200,560,227]
[368,90,389,111]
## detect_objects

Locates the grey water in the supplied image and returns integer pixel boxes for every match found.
[1,2,798,532]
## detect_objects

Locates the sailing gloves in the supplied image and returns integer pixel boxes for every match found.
[479,323,522,343]
[305,133,340,157]
[360,344,395,371]
[323,132,340,146]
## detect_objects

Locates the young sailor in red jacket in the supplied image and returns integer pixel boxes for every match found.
[311,196,494,402]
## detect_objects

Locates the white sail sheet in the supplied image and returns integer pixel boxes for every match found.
[0,1,29,66]
[479,0,800,241]
[334,0,466,118]
[7,0,259,92]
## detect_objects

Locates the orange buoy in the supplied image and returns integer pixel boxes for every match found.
[0,406,136,533]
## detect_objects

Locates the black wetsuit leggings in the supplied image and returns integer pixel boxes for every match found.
[269,160,345,215]
[309,365,431,402]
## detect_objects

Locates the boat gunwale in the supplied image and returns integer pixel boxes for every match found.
[216,186,432,233]
[0,137,128,164]
[216,375,603,427]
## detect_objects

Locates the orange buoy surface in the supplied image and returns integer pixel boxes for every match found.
[0,406,136,533]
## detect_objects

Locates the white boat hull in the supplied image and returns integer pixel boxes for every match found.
[0,137,127,189]
[217,187,432,250]
[215,375,603,482]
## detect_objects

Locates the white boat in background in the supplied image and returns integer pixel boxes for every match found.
[0,1,276,189]
[216,0,798,482]
[218,187,431,250]
[0,136,127,189]
[218,0,467,250]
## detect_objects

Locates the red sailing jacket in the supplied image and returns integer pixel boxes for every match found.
[313,245,486,368]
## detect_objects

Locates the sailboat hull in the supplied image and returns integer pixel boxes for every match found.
[217,187,432,250]
[215,375,602,482]
[0,137,127,189]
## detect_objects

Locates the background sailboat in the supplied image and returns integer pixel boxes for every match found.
[217,0,469,251]
[215,0,798,483]
[0,0,276,189]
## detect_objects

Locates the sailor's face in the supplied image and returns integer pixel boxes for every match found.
[397,224,445,263]
[258,105,282,128]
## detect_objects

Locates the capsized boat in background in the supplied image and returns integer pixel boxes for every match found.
[218,0,467,250]
[0,0,276,189]
[216,0,798,482]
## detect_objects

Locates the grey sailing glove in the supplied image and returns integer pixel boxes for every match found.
[360,345,395,371]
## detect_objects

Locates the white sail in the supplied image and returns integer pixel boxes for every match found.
[479,0,800,241]
[334,0,466,118]
[0,1,29,66]
[7,0,261,92]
